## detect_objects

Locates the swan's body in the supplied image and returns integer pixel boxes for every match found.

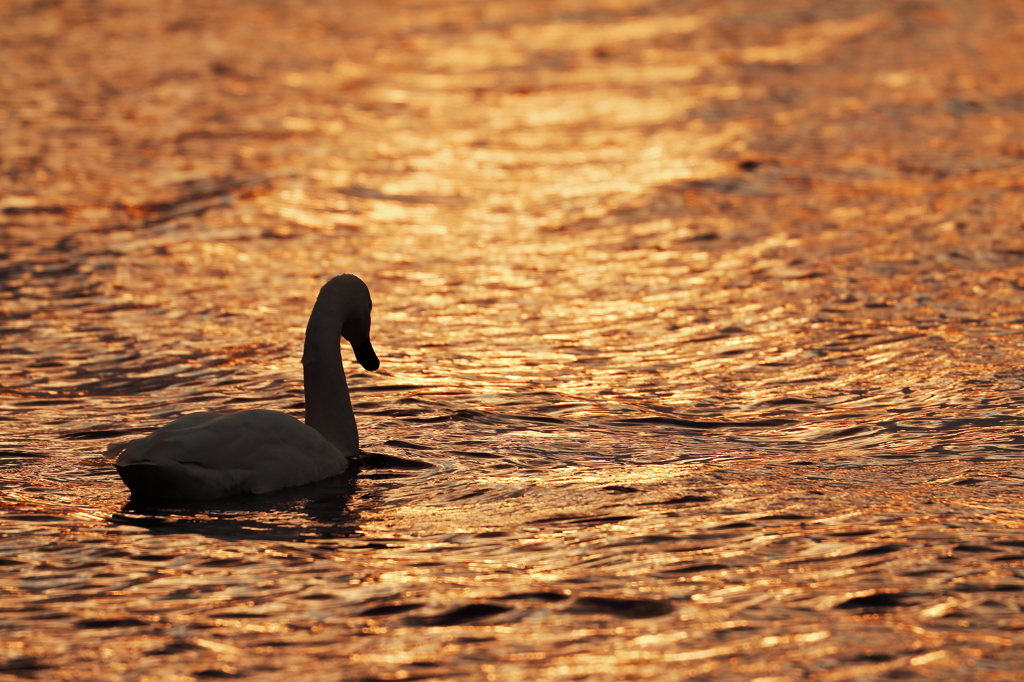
[112,274,379,501]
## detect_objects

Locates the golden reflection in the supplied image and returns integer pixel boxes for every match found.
[5,0,1024,679]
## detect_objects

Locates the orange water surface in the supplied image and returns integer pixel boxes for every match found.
[4,0,1024,679]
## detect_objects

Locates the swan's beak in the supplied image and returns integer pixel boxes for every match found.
[352,340,379,371]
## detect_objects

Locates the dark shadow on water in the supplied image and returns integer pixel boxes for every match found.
[110,465,363,541]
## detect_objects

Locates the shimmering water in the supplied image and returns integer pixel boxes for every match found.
[4,0,1024,679]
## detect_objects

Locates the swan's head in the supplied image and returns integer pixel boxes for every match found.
[337,274,379,372]
[306,274,380,371]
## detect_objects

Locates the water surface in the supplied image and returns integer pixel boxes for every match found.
[4,0,1024,679]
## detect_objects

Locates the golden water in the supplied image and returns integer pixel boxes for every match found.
[4,0,1024,679]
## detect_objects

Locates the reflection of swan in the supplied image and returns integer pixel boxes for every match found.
[110,274,379,501]
[114,469,364,540]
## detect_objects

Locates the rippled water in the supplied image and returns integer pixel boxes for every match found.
[5,0,1024,679]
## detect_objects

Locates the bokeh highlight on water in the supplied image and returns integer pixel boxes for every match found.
[4,0,1024,679]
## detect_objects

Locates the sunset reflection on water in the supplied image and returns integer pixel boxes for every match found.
[4,0,1024,679]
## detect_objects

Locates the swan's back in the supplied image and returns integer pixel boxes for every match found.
[114,410,349,500]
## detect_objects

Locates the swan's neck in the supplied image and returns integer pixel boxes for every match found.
[301,282,359,454]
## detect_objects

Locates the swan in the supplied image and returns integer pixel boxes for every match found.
[110,274,379,501]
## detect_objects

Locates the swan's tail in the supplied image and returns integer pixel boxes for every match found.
[104,439,140,460]
[115,461,240,501]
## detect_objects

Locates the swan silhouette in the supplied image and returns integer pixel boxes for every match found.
[110,274,379,501]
